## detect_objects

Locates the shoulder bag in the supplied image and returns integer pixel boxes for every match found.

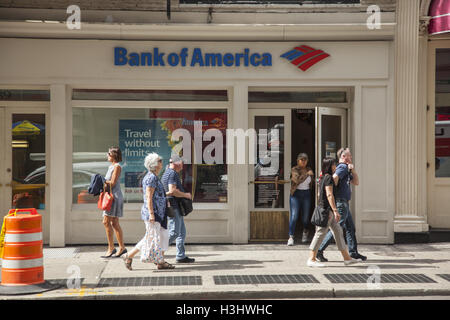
[178,197,193,216]
[98,182,114,211]
[311,206,330,227]
[310,175,331,227]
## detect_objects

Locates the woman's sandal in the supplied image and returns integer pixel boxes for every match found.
[157,261,175,270]
[123,254,133,271]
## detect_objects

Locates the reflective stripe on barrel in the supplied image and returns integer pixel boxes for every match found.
[4,232,42,243]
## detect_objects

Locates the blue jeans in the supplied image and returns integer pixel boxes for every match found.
[318,199,358,255]
[168,206,186,260]
[289,190,311,236]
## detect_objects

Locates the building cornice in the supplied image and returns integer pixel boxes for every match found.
[0,21,396,41]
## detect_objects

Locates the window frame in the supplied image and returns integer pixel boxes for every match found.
[71,94,232,213]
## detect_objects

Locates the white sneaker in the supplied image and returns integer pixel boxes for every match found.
[287,237,294,246]
[344,258,360,266]
[302,231,309,243]
[307,259,325,268]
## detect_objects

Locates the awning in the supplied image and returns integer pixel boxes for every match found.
[429,0,450,35]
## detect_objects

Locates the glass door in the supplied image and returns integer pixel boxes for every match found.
[248,109,291,240]
[428,44,450,228]
[316,107,347,180]
[0,107,47,216]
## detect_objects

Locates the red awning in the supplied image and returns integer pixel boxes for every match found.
[429,0,450,35]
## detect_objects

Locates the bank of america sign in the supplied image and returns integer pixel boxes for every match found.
[280,45,330,71]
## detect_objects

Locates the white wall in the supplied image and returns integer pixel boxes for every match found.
[0,38,394,245]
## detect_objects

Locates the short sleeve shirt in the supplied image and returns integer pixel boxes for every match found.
[141,172,167,229]
[161,167,185,209]
[334,163,353,201]
[318,174,335,210]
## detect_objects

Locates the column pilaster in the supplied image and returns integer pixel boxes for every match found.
[394,0,429,232]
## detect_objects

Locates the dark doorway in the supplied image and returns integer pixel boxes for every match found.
[290,109,316,241]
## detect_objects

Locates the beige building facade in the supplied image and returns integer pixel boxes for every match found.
[0,0,448,246]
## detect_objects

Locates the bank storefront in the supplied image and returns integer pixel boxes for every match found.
[0,39,394,246]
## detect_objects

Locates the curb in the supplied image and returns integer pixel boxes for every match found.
[3,288,450,300]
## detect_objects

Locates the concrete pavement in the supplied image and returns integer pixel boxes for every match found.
[1,242,450,300]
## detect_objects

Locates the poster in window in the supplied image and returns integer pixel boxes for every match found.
[119,119,173,202]
[148,110,228,203]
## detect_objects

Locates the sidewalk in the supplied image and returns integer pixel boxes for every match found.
[1,242,450,300]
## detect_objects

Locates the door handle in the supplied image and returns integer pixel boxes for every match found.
[5,183,11,187]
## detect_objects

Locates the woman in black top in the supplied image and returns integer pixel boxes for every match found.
[307,158,359,267]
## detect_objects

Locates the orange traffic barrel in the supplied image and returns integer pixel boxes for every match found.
[0,208,60,295]
[1,208,43,286]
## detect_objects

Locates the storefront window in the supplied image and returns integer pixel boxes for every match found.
[248,91,347,103]
[12,114,46,209]
[435,49,450,177]
[253,116,285,208]
[0,90,50,101]
[72,89,228,101]
[72,108,227,204]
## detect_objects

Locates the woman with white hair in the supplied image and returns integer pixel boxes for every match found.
[123,152,174,270]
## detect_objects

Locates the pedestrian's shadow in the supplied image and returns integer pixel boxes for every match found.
[325,258,450,269]
[130,259,283,272]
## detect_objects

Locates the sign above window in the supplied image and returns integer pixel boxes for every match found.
[114,47,272,68]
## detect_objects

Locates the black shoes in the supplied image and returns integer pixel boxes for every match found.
[316,251,328,262]
[176,257,195,263]
[114,248,128,258]
[351,253,367,261]
[101,248,117,258]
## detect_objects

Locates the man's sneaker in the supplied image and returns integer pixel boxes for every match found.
[343,258,360,266]
[316,251,328,262]
[307,259,325,268]
[301,231,309,243]
[176,257,195,263]
[351,253,367,261]
[287,237,294,246]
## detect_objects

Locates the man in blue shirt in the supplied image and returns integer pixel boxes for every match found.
[161,155,195,264]
[316,147,367,262]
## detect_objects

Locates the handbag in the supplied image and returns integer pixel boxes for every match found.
[166,200,175,218]
[178,197,193,216]
[97,183,114,211]
[311,206,330,227]
[140,222,164,264]
[310,176,331,227]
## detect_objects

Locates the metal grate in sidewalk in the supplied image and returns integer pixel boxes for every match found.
[43,247,80,259]
[437,274,450,282]
[213,274,319,285]
[97,276,202,287]
[324,273,437,284]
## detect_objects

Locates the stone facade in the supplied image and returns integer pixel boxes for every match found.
[0,0,396,12]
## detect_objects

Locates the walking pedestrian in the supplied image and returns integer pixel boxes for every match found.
[101,147,127,258]
[288,153,314,245]
[316,147,367,262]
[123,153,174,270]
[162,155,195,264]
[307,157,359,267]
